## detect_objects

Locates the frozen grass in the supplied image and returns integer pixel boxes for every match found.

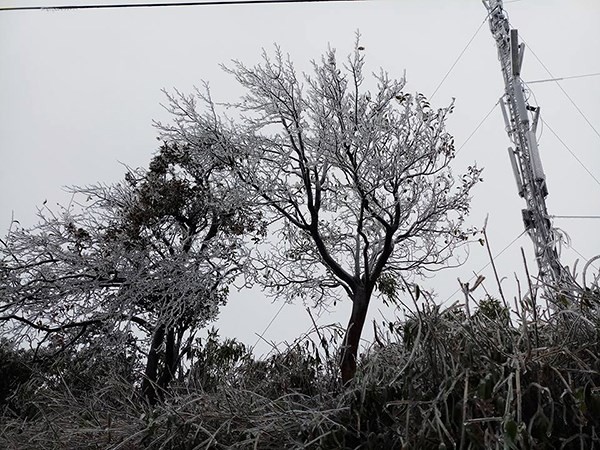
[1,285,599,449]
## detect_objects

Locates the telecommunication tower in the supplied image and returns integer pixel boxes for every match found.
[482,0,575,298]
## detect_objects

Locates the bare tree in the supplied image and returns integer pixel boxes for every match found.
[0,142,262,403]
[156,41,481,383]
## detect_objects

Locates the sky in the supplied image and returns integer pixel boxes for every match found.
[1,0,599,356]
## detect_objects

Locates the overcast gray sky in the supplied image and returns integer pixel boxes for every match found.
[1,0,599,355]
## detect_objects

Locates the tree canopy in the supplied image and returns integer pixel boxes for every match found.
[0,142,263,403]
[155,41,481,382]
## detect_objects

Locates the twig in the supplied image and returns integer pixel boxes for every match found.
[521,247,540,348]
[482,216,508,308]
[459,369,469,450]
[306,307,330,360]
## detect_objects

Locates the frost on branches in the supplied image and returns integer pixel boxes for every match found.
[0,143,262,403]
[156,40,480,383]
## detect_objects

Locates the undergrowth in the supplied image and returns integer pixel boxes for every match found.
[1,289,599,449]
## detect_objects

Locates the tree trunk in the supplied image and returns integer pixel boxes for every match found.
[158,327,177,392]
[340,285,372,384]
[142,324,165,405]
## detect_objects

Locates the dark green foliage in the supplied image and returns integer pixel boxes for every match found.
[0,339,33,416]
[187,327,251,392]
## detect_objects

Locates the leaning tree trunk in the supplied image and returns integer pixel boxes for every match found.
[340,284,372,384]
[157,327,178,392]
[142,324,165,405]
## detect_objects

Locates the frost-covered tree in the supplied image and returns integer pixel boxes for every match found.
[0,143,262,403]
[155,42,481,383]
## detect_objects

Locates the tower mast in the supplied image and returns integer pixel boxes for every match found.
[483,0,571,297]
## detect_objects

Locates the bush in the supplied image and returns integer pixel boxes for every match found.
[1,287,599,449]
[0,339,34,416]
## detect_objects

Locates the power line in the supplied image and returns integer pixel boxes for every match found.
[566,244,599,274]
[541,118,600,189]
[456,100,499,155]
[251,301,287,351]
[520,37,600,142]
[0,0,364,12]
[550,215,600,220]
[527,72,600,85]
[430,14,489,100]
[441,230,527,305]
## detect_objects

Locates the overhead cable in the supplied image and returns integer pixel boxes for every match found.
[542,118,600,189]
[567,244,599,273]
[441,230,527,305]
[430,14,489,100]
[0,0,364,12]
[527,72,600,85]
[521,37,600,142]
[456,100,499,155]
[550,215,600,220]
[251,301,286,351]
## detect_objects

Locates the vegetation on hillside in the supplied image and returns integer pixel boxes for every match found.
[1,40,599,449]
[1,286,599,449]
